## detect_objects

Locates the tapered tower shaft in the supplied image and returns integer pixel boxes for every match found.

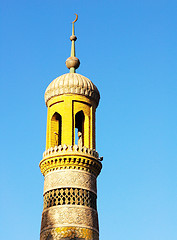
[39,15,102,240]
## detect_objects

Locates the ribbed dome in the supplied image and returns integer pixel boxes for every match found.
[45,73,100,106]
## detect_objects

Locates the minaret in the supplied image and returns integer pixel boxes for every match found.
[39,14,102,240]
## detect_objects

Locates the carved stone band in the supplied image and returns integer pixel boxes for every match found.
[39,155,102,177]
[41,205,99,233]
[40,227,99,240]
[44,169,97,194]
[43,187,97,210]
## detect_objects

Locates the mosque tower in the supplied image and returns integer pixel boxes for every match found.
[39,14,102,240]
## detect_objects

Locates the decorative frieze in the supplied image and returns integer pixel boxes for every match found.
[41,205,99,232]
[43,187,97,210]
[43,169,97,194]
[39,155,102,177]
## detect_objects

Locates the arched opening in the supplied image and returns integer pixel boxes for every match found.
[75,111,84,147]
[51,112,62,147]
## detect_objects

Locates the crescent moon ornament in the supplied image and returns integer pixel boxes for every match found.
[72,13,78,23]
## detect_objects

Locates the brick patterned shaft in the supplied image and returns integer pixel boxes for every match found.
[39,72,102,240]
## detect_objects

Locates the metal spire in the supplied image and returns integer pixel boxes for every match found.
[65,14,80,73]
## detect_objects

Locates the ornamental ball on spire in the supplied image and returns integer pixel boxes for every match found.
[70,35,77,41]
[65,56,80,70]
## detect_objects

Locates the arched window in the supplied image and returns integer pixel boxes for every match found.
[75,111,84,147]
[51,112,62,147]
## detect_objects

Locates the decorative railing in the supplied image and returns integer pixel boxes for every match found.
[43,145,99,159]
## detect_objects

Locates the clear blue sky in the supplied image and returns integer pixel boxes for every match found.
[0,0,177,239]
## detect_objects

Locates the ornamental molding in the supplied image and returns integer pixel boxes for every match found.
[43,145,99,159]
[40,154,102,177]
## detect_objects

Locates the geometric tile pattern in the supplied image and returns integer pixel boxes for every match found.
[43,187,97,210]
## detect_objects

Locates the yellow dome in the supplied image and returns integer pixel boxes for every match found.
[45,73,100,106]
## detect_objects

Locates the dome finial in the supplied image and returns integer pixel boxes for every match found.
[65,14,80,73]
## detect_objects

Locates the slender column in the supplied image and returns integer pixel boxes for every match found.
[62,98,73,146]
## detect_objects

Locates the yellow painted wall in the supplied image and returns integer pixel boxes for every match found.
[46,94,97,150]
